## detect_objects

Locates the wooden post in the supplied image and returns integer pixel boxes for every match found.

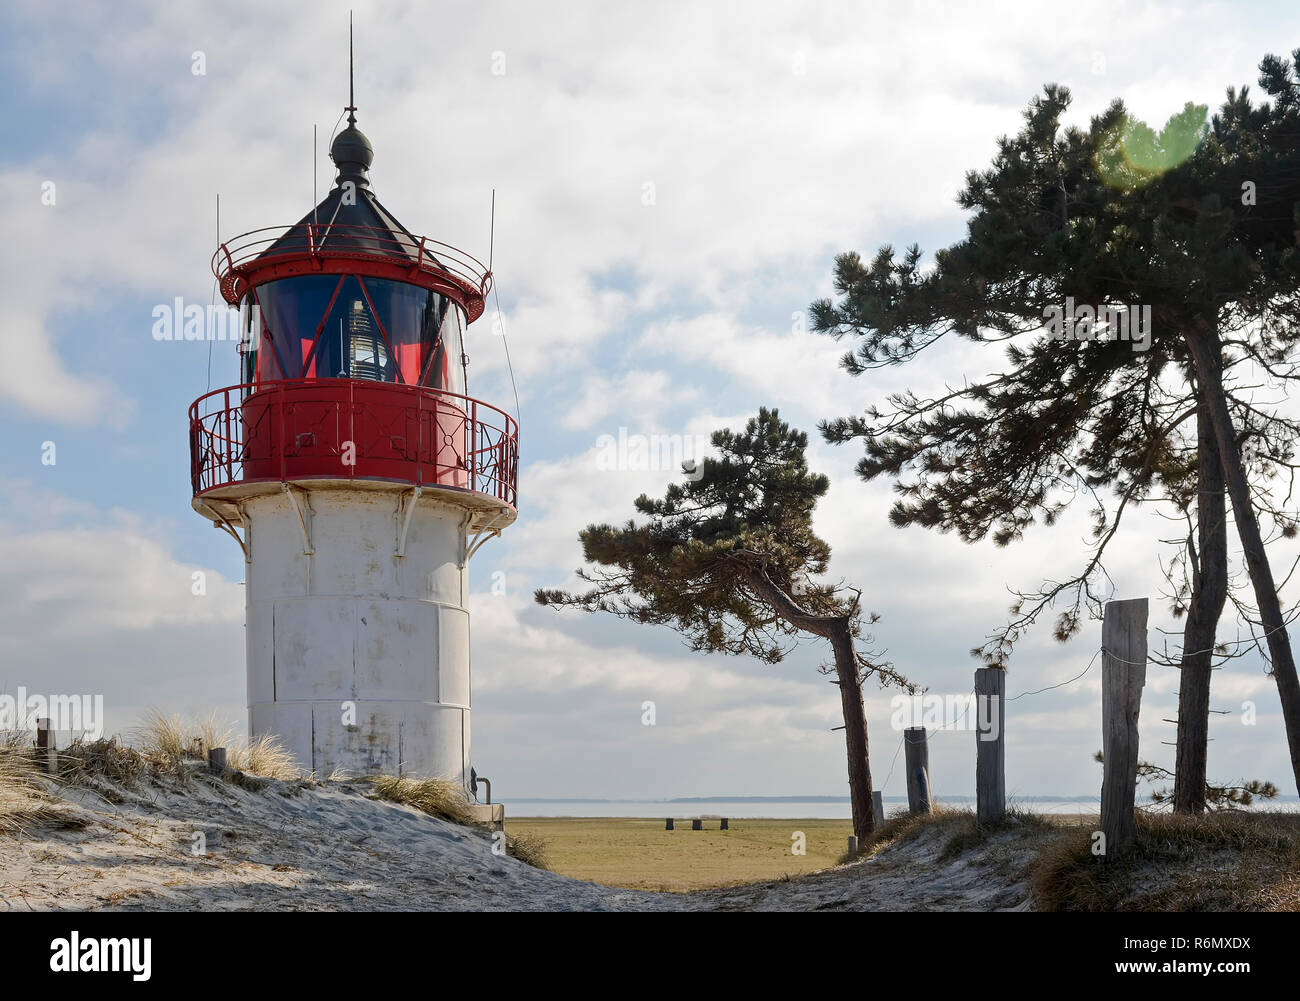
[691,818,702,831]
[904,726,931,814]
[847,835,859,856]
[720,818,728,830]
[974,667,1006,825]
[665,817,674,830]
[36,718,56,774]
[1101,597,1148,858]
[873,790,884,825]
[208,747,227,774]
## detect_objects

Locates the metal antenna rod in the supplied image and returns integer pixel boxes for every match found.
[313,124,318,226]
[489,189,496,272]
[346,10,356,124]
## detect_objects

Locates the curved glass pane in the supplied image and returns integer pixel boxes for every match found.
[246,275,466,394]
[428,300,466,396]
[240,300,258,386]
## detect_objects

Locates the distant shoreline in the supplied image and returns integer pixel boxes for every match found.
[503,794,1300,803]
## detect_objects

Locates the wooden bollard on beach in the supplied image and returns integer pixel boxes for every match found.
[665,818,674,830]
[720,818,728,830]
[975,667,1006,825]
[208,746,227,774]
[1101,598,1147,858]
[691,818,703,831]
[873,790,884,825]
[36,717,56,774]
[904,726,932,814]
[847,835,859,856]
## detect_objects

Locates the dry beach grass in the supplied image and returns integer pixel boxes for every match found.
[1031,809,1300,911]
[134,710,300,780]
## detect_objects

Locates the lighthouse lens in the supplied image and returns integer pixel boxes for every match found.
[247,275,462,393]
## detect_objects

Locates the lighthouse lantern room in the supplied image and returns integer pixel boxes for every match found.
[189,69,517,789]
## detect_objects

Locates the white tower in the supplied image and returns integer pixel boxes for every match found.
[188,92,517,788]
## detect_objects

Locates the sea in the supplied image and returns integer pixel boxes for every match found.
[503,796,1300,818]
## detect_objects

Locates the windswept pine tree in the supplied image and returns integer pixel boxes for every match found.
[536,408,913,842]
[809,52,1300,808]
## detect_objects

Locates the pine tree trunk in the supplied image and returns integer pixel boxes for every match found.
[1173,394,1229,814]
[743,568,876,843]
[1184,321,1300,797]
[830,619,875,843]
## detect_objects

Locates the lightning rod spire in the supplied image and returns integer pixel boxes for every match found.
[346,10,357,125]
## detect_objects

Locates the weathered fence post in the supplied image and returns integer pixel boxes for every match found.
[847,835,859,856]
[35,717,55,769]
[208,746,227,774]
[1101,597,1148,858]
[873,790,884,826]
[904,726,931,814]
[36,717,56,774]
[691,818,702,831]
[720,818,728,830]
[974,667,1006,825]
[665,817,674,831]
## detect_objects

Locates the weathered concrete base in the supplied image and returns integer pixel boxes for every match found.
[468,803,504,829]
[250,701,469,782]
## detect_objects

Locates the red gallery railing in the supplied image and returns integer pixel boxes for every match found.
[212,223,493,321]
[189,379,518,509]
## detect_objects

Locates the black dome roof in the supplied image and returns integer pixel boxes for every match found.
[255,118,435,267]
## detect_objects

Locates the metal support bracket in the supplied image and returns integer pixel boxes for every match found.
[395,485,422,557]
[465,507,510,563]
[202,501,250,564]
[282,483,314,555]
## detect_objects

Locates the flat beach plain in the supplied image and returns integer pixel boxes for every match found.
[506,817,854,891]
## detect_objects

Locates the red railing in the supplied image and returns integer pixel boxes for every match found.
[189,379,518,509]
[212,223,493,319]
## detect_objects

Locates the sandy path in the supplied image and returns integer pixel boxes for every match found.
[0,776,1047,912]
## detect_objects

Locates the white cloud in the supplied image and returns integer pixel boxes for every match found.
[9,0,1300,798]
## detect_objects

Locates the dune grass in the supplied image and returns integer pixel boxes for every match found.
[1031,809,1300,911]
[862,806,971,856]
[56,736,148,787]
[132,709,195,764]
[503,830,551,870]
[0,731,48,835]
[227,734,299,780]
[132,710,299,780]
[368,774,477,825]
[826,805,1065,868]
[0,731,92,835]
[367,774,551,869]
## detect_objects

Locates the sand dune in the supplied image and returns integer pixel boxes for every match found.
[0,768,1050,912]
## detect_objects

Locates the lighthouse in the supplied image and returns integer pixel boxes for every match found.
[188,71,517,790]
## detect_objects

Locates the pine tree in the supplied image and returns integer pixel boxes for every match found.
[536,409,913,842]
[810,53,1300,806]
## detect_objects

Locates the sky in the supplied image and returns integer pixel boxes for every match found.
[4,0,1300,801]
